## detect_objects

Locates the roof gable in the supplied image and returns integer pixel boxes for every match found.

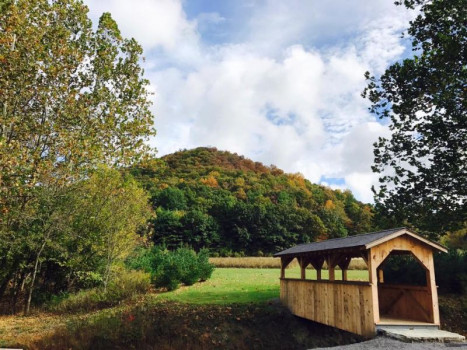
[274,227,447,257]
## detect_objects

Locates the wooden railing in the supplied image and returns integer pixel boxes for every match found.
[280,278,375,337]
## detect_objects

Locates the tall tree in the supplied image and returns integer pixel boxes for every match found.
[363,0,466,238]
[0,0,155,310]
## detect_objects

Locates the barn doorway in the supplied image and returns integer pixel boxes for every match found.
[377,250,435,324]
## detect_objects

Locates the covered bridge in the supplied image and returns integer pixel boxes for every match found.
[274,227,447,337]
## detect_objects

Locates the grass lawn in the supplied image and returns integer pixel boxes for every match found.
[159,267,369,304]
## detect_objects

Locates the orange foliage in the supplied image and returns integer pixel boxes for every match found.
[200,176,219,188]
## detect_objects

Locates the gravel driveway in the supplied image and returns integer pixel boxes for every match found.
[313,336,467,349]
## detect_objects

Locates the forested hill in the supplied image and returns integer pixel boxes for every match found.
[130,147,374,255]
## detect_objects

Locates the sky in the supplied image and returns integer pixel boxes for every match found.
[83,0,415,203]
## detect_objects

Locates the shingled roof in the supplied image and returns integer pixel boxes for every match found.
[274,227,447,257]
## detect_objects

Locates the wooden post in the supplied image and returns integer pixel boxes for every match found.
[310,257,324,281]
[338,256,351,281]
[368,247,380,323]
[298,256,310,280]
[326,254,337,281]
[378,269,384,283]
[426,252,440,325]
[280,256,293,279]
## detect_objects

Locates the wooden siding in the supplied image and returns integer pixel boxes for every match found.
[369,234,440,325]
[378,284,433,322]
[280,279,375,337]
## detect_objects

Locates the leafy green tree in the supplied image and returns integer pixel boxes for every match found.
[0,0,154,312]
[181,210,220,251]
[152,208,184,249]
[2,167,151,313]
[68,167,151,291]
[155,187,187,210]
[363,0,466,237]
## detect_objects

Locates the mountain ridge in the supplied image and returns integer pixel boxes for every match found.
[130,147,374,255]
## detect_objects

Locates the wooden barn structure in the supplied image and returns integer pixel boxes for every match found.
[274,228,447,337]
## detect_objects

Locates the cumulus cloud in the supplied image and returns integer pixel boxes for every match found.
[84,0,414,203]
[84,0,203,65]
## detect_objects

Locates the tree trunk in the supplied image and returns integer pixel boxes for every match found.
[25,242,45,315]
[12,272,25,314]
[0,276,11,301]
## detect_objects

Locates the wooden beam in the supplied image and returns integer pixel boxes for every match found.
[280,256,294,279]
[368,247,380,323]
[309,256,324,281]
[298,256,310,280]
[337,256,351,281]
[309,256,324,270]
[342,269,348,281]
[378,269,384,283]
[426,253,440,324]
[360,251,369,266]
[326,253,340,281]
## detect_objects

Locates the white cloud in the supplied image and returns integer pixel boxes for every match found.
[83,0,415,203]
[84,0,203,65]
[345,172,379,203]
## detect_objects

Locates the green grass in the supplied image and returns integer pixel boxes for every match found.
[159,267,369,304]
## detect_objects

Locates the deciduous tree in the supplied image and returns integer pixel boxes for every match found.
[0,0,155,312]
[363,0,466,237]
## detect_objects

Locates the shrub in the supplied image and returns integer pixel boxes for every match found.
[176,248,201,286]
[127,246,215,290]
[155,257,182,291]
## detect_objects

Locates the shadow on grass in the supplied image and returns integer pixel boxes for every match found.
[33,300,364,350]
[161,287,279,304]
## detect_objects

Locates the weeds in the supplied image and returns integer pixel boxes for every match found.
[48,269,150,313]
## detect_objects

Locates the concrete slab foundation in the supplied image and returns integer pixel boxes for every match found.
[377,326,465,343]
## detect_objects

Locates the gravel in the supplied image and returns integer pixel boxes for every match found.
[312,336,467,350]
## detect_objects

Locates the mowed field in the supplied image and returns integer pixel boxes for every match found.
[160,267,369,304]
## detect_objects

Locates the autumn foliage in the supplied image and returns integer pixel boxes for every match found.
[130,147,375,255]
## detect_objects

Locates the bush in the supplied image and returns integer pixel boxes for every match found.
[126,246,215,291]
[48,269,150,313]
[177,248,201,286]
[155,257,182,291]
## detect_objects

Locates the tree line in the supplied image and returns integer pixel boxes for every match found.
[129,147,374,255]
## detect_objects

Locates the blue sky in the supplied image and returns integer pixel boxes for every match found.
[83,0,415,203]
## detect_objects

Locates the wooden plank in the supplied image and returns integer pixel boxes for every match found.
[279,278,374,336]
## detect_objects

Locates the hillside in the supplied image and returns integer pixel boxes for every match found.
[130,147,374,255]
